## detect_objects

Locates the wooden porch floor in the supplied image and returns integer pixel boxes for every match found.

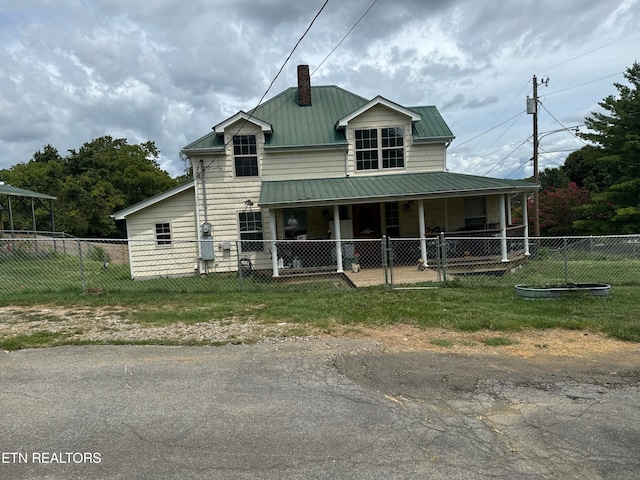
[276,253,529,288]
[344,265,439,287]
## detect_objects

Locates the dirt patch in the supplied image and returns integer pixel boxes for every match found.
[336,324,639,358]
[0,305,638,357]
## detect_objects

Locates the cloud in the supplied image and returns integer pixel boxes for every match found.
[0,0,638,178]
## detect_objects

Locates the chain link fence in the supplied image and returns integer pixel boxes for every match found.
[1,234,639,295]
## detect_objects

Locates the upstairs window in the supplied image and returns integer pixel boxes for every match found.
[233,135,258,177]
[155,222,171,246]
[355,127,404,171]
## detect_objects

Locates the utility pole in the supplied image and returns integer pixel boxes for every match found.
[527,75,547,238]
[532,75,540,238]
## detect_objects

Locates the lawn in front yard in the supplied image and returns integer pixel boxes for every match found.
[1,284,639,350]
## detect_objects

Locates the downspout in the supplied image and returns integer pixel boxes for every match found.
[199,159,209,223]
[198,159,208,272]
[345,149,349,177]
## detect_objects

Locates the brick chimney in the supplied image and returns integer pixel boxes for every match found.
[297,65,312,106]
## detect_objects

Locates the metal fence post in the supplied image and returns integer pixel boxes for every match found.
[388,237,396,288]
[77,238,85,291]
[563,236,569,284]
[236,241,244,293]
[381,236,389,287]
[439,232,448,283]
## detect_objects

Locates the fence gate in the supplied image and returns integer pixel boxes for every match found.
[386,235,447,289]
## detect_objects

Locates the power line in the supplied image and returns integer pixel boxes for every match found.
[448,110,526,151]
[475,109,526,159]
[471,81,531,154]
[256,0,329,110]
[539,29,640,75]
[462,31,638,173]
[199,0,330,174]
[482,138,530,176]
[539,103,589,146]
[312,0,379,76]
[544,72,624,97]
[503,159,529,180]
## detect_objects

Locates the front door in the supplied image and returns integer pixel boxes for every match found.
[352,203,381,238]
[352,203,382,267]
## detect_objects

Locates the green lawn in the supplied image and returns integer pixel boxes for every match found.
[2,253,640,349]
[1,284,639,348]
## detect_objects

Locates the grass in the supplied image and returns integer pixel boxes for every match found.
[2,285,640,350]
[482,336,519,346]
[2,252,640,349]
[0,330,70,350]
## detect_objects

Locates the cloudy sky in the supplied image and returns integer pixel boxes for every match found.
[1,0,638,180]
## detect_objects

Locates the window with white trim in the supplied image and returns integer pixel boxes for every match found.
[155,222,171,246]
[355,127,404,171]
[233,135,258,177]
[239,211,263,251]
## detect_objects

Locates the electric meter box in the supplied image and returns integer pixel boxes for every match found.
[201,223,215,260]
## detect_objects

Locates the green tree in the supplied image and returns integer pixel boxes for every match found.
[574,62,640,234]
[563,145,613,193]
[539,167,569,191]
[0,137,179,237]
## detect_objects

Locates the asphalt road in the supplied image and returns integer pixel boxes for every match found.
[1,340,639,479]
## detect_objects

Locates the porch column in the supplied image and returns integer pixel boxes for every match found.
[499,194,508,262]
[521,192,530,255]
[333,205,343,273]
[269,209,279,277]
[418,199,428,266]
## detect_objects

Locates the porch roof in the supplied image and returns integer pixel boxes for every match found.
[259,172,538,207]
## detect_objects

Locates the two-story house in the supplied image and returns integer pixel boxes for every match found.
[113,65,537,279]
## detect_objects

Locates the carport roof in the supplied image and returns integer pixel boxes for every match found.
[0,183,56,200]
[259,172,538,207]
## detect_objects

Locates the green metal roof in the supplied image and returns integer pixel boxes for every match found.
[182,86,454,152]
[0,183,56,200]
[410,106,455,141]
[259,172,537,207]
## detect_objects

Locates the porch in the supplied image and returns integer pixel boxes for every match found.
[271,229,530,287]
[257,171,538,278]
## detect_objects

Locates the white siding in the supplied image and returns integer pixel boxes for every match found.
[125,188,198,279]
[184,106,451,274]
[193,121,273,272]
[261,149,346,180]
